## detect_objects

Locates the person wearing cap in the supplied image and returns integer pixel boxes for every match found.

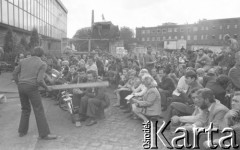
[12,47,57,140]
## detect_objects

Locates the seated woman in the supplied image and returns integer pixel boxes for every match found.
[131,74,161,122]
[130,68,149,100]
[117,69,137,110]
[78,70,109,126]
[131,77,147,98]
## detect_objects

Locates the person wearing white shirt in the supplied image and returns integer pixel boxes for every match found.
[85,57,98,76]
[172,75,189,96]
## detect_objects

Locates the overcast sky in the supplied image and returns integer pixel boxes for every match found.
[61,0,240,38]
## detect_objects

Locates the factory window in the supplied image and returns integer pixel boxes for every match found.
[14,6,19,27]
[147,37,150,41]
[14,0,18,6]
[142,30,145,34]
[181,36,184,39]
[163,36,166,40]
[194,35,197,40]
[162,29,166,33]
[9,3,14,26]
[187,35,191,40]
[205,26,208,30]
[193,27,198,32]
[235,25,238,29]
[201,26,204,30]
[152,37,155,41]
[227,25,230,29]
[180,28,184,32]
[219,34,222,40]
[174,28,177,32]
[201,35,204,40]
[212,35,215,39]
[147,30,150,34]
[168,36,171,40]
[174,36,178,39]
[2,0,8,24]
[168,28,172,32]
[157,37,160,41]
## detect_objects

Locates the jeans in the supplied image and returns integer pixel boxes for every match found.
[165,102,194,123]
[18,83,50,137]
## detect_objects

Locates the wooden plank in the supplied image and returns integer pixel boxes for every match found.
[47,81,109,90]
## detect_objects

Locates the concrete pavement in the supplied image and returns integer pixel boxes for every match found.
[0,72,18,93]
[0,73,169,150]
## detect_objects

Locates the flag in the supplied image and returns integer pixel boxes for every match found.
[102,14,105,21]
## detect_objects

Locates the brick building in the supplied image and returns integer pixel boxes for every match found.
[0,0,67,55]
[136,17,240,51]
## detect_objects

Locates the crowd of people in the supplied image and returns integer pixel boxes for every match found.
[12,34,240,148]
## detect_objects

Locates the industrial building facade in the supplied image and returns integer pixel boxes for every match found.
[0,0,67,55]
[136,17,240,50]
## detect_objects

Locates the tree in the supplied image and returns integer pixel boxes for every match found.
[120,27,134,40]
[72,27,92,51]
[73,22,120,51]
[20,36,29,51]
[29,28,40,50]
[119,27,135,51]
[73,27,92,39]
[3,28,15,53]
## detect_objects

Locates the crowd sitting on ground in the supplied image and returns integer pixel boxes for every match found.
[12,34,240,149]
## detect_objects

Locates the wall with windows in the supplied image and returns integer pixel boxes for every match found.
[0,0,67,39]
[136,17,240,48]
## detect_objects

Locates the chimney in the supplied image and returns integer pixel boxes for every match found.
[91,10,94,26]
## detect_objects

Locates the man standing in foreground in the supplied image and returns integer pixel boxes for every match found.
[12,47,57,140]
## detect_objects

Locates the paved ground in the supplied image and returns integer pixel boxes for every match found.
[0,73,170,150]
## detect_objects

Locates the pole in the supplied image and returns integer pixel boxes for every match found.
[91,10,94,26]
[88,39,91,53]
[89,10,94,53]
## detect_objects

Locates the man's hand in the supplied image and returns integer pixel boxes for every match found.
[177,88,184,93]
[225,110,238,119]
[171,116,180,124]
[118,85,123,88]
[46,86,53,92]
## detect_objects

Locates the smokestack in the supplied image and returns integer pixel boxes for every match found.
[91,10,94,26]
